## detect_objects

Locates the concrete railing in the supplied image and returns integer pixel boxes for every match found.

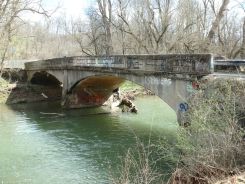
[25,54,214,75]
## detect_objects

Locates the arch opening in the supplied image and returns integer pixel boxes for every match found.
[30,71,62,87]
[63,75,125,108]
[29,71,63,101]
[63,74,178,115]
[118,80,176,112]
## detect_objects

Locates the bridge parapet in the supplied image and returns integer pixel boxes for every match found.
[25,54,213,76]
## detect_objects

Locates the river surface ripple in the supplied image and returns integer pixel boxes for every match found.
[0,96,177,184]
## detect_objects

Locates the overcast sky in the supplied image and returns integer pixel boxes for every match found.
[23,0,94,22]
[51,0,94,18]
[23,0,244,22]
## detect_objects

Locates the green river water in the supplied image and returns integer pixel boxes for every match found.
[0,96,177,184]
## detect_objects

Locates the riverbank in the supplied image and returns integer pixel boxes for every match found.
[0,76,153,106]
[0,77,10,103]
[120,81,154,99]
[1,75,244,184]
[0,77,62,104]
[104,81,154,112]
[170,80,245,184]
[112,79,245,184]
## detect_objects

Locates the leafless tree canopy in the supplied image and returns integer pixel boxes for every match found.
[1,0,245,61]
[0,0,49,72]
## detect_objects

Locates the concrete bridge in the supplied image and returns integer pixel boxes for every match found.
[24,54,215,121]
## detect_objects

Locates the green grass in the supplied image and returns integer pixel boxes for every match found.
[120,81,144,92]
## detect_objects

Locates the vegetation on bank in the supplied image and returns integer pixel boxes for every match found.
[0,0,245,64]
[0,77,10,103]
[170,79,245,183]
[1,75,244,183]
[0,76,62,104]
[120,81,144,92]
[112,79,245,184]
[120,81,154,100]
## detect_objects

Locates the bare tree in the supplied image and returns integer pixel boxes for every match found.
[0,0,49,74]
[241,18,245,58]
[115,0,129,54]
[97,0,113,55]
[3,0,244,60]
[207,0,230,42]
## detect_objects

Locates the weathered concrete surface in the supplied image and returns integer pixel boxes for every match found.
[25,54,213,76]
[25,54,213,116]
[26,69,197,113]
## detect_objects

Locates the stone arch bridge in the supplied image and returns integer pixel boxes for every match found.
[25,54,214,120]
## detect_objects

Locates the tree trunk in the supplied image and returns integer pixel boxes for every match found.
[241,17,245,59]
[207,0,230,42]
[97,0,113,56]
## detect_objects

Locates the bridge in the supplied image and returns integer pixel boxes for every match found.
[24,54,217,121]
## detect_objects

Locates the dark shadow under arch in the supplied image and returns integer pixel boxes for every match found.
[31,71,62,87]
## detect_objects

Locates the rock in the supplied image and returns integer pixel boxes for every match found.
[130,106,138,113]
[118,97,138,113]
[119,98,134,108]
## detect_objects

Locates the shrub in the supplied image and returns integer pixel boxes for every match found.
[170,79,245,183]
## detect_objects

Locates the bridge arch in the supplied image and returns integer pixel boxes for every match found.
[24,54,214,124]
[63,75,125,108]
[25,70,63,101]
[63,71,191,113]
[29,71,62,86]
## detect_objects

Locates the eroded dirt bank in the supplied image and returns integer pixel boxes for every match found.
[0,69,62,104]
[0,81,62,105]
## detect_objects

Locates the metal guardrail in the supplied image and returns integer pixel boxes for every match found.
[214,59,245,73]
[214,60,245,66]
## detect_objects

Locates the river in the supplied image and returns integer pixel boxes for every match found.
[0,96,177,184]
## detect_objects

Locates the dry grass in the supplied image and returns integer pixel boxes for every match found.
[169,79,245,184]
[112,79,245,184]
[110,139,165,184]
[0,77,10,103]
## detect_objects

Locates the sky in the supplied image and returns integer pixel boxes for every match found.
[23,0,95,22]
[23,0,244,22]
[50,0,94,18]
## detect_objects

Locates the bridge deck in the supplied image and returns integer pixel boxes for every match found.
[24,54,213,76]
